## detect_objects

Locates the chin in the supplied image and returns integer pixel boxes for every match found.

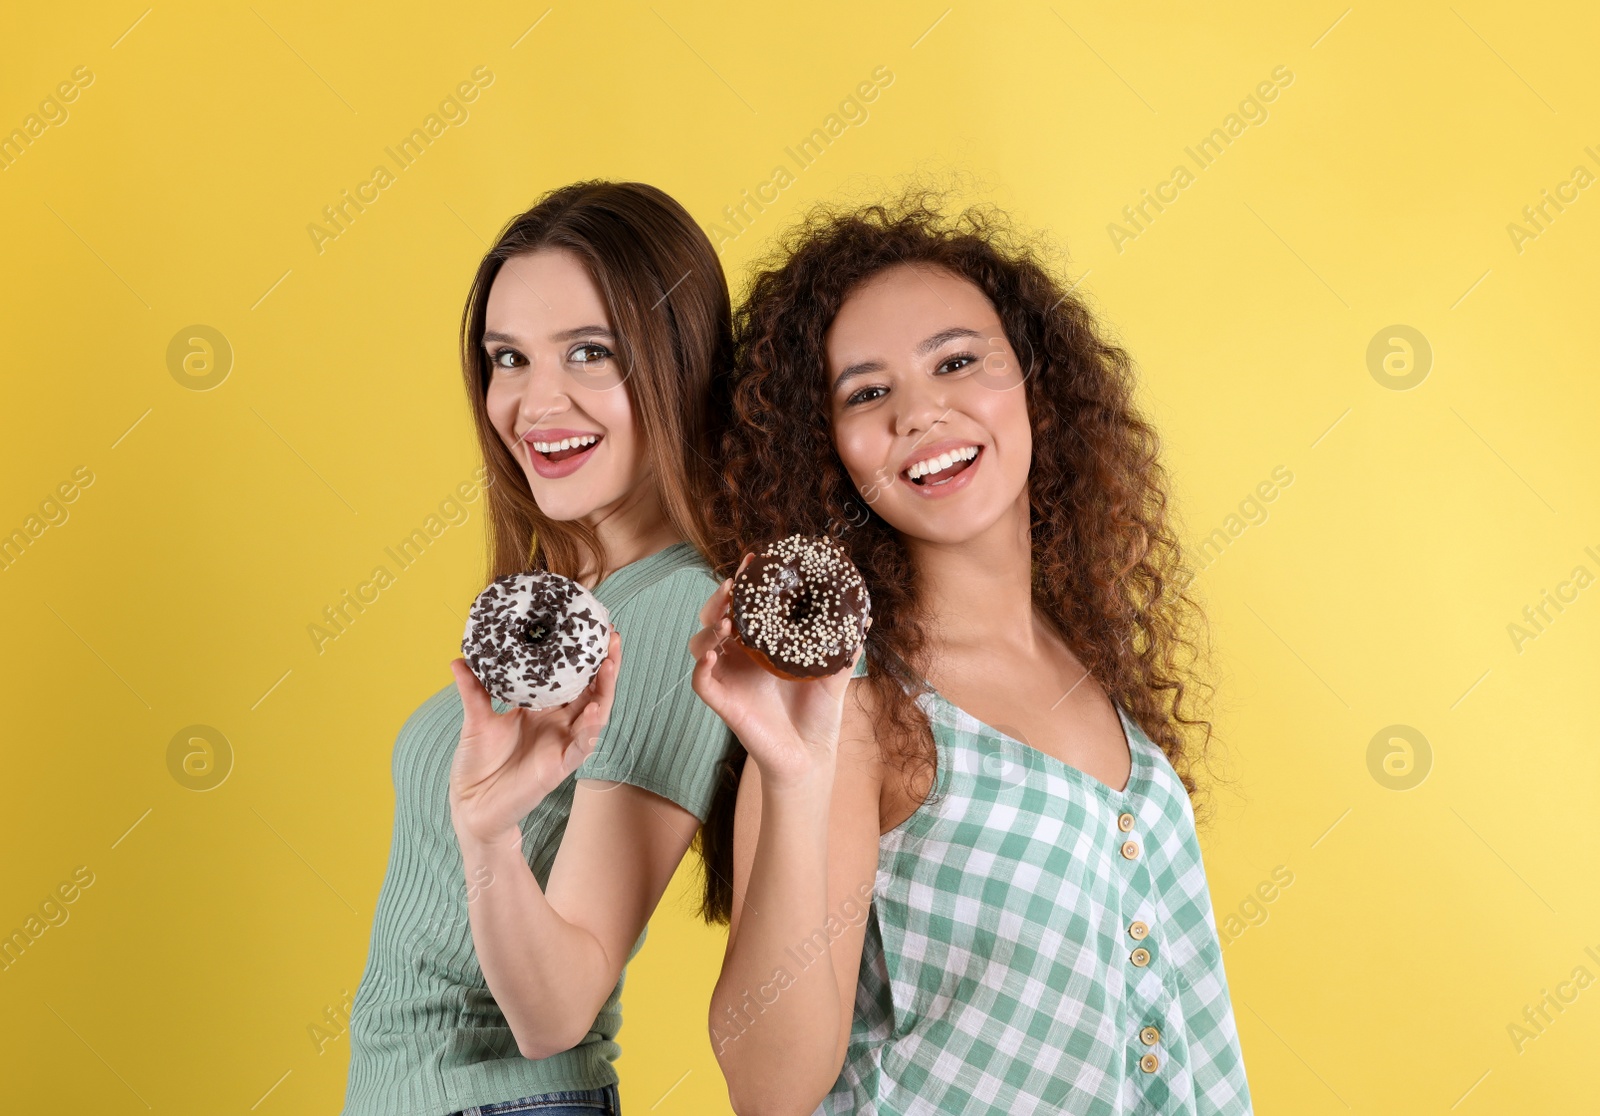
[532,504,593,523]
[529,477,633,524]
[879,509,985,546]
[900,520,990,546]
[525,484,594,523]
[879,489,1020,545]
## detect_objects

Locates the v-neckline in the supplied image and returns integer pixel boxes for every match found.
[926,687,1139,798]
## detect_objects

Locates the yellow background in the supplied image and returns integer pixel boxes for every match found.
[2,1,1596,1112]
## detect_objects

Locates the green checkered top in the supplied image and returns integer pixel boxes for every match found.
[820,656,1252,1114]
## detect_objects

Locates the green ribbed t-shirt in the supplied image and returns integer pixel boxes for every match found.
[342,542,732,1116]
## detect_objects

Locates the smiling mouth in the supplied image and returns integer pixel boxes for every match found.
[528,434,601,463]
[905,445,980,486]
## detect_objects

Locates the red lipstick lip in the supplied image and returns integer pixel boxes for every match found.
[897,442,982,498]
[522,429,604,480]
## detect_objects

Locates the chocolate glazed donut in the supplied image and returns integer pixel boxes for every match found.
[461,571,611,709]
[730,534,871,680]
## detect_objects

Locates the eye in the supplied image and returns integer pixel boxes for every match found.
[844,384,887,407]
[935,352,978,375]
[570,342,612,364]
[488,347,525,370]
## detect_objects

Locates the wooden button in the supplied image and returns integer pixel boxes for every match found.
[1129,920,1149,940]
[1140,1052,1159,1073]
[1118,812,1135,832]
[1131,947,1150,967]
[1120,840,1140,860]
[1140,1025,1160,1046]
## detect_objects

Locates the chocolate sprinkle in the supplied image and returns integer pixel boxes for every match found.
[731,534,871,678]
[460,571,611,709]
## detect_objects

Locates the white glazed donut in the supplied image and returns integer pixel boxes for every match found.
[460,571,611,710]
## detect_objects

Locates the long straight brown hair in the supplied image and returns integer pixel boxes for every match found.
[459,180,732,583]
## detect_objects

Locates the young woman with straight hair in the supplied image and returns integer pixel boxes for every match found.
[343,180,735,1116]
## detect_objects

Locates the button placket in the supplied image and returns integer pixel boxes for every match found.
[1116,806,1165,1085]
[1116,813,1140,861]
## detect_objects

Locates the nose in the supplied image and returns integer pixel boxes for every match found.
[516,361,570,430]
[891,370,950,440]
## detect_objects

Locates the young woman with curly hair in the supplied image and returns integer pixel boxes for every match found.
[688,194,1252,1115]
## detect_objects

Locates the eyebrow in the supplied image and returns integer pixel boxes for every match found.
[832,326,985,388]
[482,325,615,346]
[552,325,614,342]
[917,326,984,354]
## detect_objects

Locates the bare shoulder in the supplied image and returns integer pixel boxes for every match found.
[839,676,885,775]
[841,676,903,833]
[845,673,936,835]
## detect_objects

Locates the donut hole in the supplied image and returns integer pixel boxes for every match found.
[520,616,553,645]
[785,589,815,626]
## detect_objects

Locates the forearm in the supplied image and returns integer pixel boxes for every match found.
[455,828,614,1059]
[711,768,842,1114]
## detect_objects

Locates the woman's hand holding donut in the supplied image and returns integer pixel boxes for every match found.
[689,558,861,791]
[447,630,622,847]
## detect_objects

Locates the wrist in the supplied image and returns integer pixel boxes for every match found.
[452,816,524,857]
[759,754,837,799]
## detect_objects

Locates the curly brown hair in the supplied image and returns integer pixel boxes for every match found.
[694,190,1223,924]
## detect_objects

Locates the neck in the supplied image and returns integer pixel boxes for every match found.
[576,480,681,586]
[902,490,1042,655]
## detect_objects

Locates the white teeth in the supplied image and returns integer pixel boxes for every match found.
[531,434,599,453]
[907,444,978,479]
